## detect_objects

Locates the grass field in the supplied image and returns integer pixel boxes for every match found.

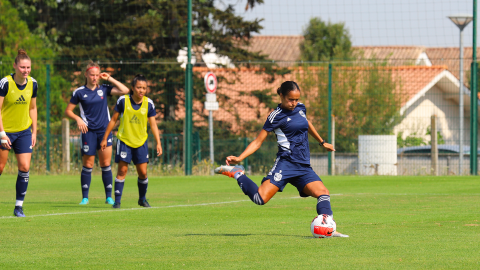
[1,174,479,269]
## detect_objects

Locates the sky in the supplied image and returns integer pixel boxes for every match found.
[221,0,477,47]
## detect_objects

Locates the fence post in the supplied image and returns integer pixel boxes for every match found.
[471,0,478,175]
[184,0,193,175]
[331,115,335,175]
[62,118,70,172]
[327,63,333,175]
[431,115,438,176]
[244,137,249,173]
[46,64,51,173]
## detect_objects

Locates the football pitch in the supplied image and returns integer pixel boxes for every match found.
[1,174,479,269]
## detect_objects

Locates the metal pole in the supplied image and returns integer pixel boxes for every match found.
[209,110,214,174]
[46,64,51,173]
[459,29,464,175]
[184,0,193,175]
[431,115,438,176]
[327,63,333,175]
[471,0,478,175]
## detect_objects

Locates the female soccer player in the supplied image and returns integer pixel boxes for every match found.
[215,81,348,237]
[0,49,37,217]
[100,74,162,209]
[65,61,129,205]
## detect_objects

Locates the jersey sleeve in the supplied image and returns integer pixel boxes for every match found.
[114,96,125,113]
[147,98,156,117]
[70,90,80,104]
[104,84,114,96]
[31,78,38,98]
[263,108,283,132]
[0,78,8,97]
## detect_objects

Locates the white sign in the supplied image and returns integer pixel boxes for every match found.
[204,72,217,93]
[205,101,219,111]
[206,93,216,102]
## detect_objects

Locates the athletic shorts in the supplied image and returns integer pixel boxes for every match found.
[115,139,149,165]
[0,128,33,154]
[262,157,322,197]
[81,129,113,156]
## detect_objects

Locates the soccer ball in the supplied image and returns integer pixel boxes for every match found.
[311,214,336,238]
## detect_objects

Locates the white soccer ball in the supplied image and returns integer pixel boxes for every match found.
[311,214,336,238]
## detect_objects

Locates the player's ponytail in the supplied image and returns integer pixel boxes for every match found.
[14,49,30,64]
[83,60,100,85]
[277,81,300,96]
[131,74,147,95]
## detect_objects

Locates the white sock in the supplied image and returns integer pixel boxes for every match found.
[15,200,24,207]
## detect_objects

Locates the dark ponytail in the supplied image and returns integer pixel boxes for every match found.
[276,81,300,96]
[131,74,147,95]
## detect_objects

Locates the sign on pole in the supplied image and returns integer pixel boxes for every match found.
[204,72,217,93]
[204,72,218,173]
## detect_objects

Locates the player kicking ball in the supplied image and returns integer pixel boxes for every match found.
[100,74,162,208]
[215,81,348,238]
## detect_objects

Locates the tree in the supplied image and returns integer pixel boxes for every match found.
[300,17,352,62]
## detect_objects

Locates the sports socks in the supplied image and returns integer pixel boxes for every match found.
[316,195,333,216]
[114,178,125,203]
[16,170,29,203]
[137,178,148,201]
[101,166,113,198]
[236,174,264,205]
[81,166,93,199]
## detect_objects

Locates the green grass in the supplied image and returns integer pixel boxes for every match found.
[1,174,479,269]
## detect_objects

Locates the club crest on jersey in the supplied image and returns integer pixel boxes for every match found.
[274,170,283,182]
[83,145,89,152]
[140,108,147,115]
[120,151,127,158]
[97,90,103,97]
[299,110,306,118]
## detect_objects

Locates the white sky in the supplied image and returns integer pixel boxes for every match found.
[221,0,477,47]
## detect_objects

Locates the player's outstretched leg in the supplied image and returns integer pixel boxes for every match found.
[137,178,151,207]
[316,195,349,238]
[79,166,92,205]
[101,166,114,205]
[215,165,265,205]
[113,178,125,208]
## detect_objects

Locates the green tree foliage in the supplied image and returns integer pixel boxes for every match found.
[300,17,352,61]
[0,0,70,130]
[299,62,403,152]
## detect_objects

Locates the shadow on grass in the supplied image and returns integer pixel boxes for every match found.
[184,233,311,238]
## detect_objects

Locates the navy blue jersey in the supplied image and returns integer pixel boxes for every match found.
[0,74,38,98]
[114,95,156,117]
[70,84,113,131]
[263,103,310,165]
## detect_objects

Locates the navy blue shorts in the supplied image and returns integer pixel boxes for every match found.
[81,129,113,156]
[262,157,322,197]
[115,139,149,165]
[0,128,33,154]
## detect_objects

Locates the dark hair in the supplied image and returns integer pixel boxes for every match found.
[83,60,100,85]
[15,49,30,64]
[276,81,300,96]
[130,74,147,95]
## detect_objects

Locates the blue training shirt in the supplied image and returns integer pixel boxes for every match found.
[0,74,38,98]
[70,84,113,131]
[114,95,156,117]
[263,103,311,165]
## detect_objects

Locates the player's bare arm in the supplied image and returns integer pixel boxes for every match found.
[0,96,12,149]
[307,120,335,152]
[148,116,162,156]
[226,129,269,165]
[101,73,129,96]
[64,103,88,134]
[29,97,37,147]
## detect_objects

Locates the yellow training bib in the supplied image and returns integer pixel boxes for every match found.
[117,95,149,148]
[2,75,33,132]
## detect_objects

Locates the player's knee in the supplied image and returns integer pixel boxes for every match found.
[252,193,265,205]
[18,164,30,172]
[138,172,147,179]
[312,188,329,198]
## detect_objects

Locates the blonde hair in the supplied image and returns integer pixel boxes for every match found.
[15,49,30,64]
[83,60,100,85]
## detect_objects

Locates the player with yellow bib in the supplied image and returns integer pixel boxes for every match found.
[101,74,162,209]
[0,49,38,217]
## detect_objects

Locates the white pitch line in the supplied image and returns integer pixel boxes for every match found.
[0,199,250,219]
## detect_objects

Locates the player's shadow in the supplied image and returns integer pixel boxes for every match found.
[185,233,310,238]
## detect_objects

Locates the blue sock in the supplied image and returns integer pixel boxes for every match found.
[81,166,92,199]
[16,170,29,201]
[236,175,264,205]
[114,178,125,203]
[137,178,148,201]
[316,195,333,216]
[101,166,113,198]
